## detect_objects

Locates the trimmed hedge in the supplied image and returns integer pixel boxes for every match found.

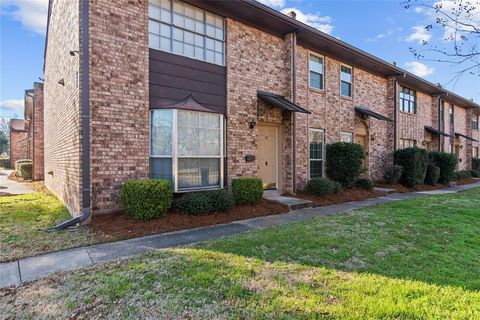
[14,159,33,180]
[355,178,374,191]
[383,165,403,185]
[455,170,471,180]
[428,152,457,185]
[120,179,173,220]
[394,147,428,187]
[0,158,10,169]
[326,142,365,188]
[471,170,479,178]
[232,177,263,205]
[306,177,342,196]
[175,189,234,215]
[424,163,440,186]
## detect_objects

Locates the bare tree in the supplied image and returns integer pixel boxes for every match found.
[403,0,479,87]
[0,117,11,140]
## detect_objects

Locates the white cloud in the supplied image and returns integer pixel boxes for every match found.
[1,0,48,34]
[280,7,334,34]
[404,61,435,77]
[366,29,394,42]
[414,7,424,14]
[405,26,431,44]
[0,99,23,111]
[256,0,285,9]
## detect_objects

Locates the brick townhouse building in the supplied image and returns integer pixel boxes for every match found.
[43,0,480,218]
[8,83,44,179]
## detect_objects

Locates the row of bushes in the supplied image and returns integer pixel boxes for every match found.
[306,177,374,196]
[393,148,460,187]
[121,177,263,220]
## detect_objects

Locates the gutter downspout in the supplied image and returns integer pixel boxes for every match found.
[292,30,297,193]
[48,0,90,230]
[393,77,398,152]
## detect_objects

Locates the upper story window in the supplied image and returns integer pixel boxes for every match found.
[148,0,225,65]
[399,86,416,114]
[340,65,352,97]
[309,54,324,90]
[472,113,479,130]
[449,105,454,125]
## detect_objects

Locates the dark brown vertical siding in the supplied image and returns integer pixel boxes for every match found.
[149,49,226,114]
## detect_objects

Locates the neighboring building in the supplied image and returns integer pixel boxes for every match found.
[43,0,480,217]
[9,119,28,165]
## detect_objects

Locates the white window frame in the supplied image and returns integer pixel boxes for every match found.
[473,146,479,159]
[148,0,225,66]
[308,128,325,179]
[472,114,479,131]
[340,64,353,98]
[399,86,417,114]
[150,109,224,192]
[308,53,325,91]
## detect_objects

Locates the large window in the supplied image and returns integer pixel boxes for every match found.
[148,0,225,65]
[473,147,479,159]
[400,86,416,113]
[340,65,352,97]
[309,129,325,178]
[399,139,416,149]
[309,54,324,90]
[150,109,224,191]
[473,113,479,130]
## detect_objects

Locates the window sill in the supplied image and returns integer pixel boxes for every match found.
[341,95,353,101]
[399,111,417,116]
[309,87,325,94]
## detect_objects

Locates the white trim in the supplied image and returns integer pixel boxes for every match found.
[308,52,325,91]
[308,128,325,179]
[173,109,178,192]
[220,114,224,189]
[275,126,279,190]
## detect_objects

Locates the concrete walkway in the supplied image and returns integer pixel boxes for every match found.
[0,169,34,196]
[1,181,479,288]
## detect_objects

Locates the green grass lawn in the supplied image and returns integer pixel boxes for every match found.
[1,188,479,319]
[0,193,97,262]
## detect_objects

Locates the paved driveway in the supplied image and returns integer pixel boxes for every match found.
[0,169,34,196]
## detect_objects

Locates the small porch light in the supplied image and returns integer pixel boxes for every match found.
[248,119,256,129]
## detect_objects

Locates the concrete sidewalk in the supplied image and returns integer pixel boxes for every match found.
[0,169,34,196]
[1,181,479,288]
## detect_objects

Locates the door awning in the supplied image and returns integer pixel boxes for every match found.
[425,126,451,137]
[455,132,478,142]
[355,106,393,122]
[257,91,311,114]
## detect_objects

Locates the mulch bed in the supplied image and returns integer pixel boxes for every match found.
[376,177,479,193]
[291,188,385,207]
[92,198,288,241]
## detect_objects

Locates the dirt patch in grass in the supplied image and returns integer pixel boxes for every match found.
[376,178,479,193]
[291,188,384,207]
[92,198,289,241]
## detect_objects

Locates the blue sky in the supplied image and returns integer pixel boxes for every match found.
[1,0,479,120]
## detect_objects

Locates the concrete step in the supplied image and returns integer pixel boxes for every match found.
[263,192,313,210]
[374,187,398,195]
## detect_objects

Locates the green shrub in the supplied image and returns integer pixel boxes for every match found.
[16,160,33,180]
[394,147,428,187]
[428,152,458,185]
[121,179,173,220]
[424,163,440,186]
[355,178,374,191]
[306,177,342,196]
[175,189,234,215]
[231,177,263,205]
[326,142,365,188]
[471,170,479,178]
[383,165,403,185]
[455,170,471,180]
[0,158,10,169]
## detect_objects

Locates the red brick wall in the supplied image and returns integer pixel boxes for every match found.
[44,0,83,215]
[89,0,149,214]
[9,130,28,165]
[33,82,44,180]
